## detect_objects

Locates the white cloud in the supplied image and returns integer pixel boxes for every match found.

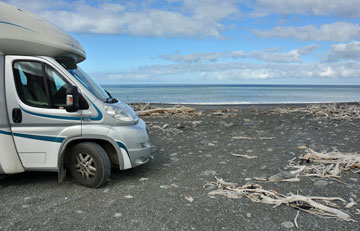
[161,45,319,63]
[254,22,360,42]
[326,41,360,62]
[97,60,360,81]
[4,0,241,38]
[249,0,360,17]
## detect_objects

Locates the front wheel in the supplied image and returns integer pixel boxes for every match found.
[69,142,111,188]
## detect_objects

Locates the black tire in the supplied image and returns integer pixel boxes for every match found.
[69,142,111,188]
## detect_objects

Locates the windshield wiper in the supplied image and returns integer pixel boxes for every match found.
[105,90,118,103]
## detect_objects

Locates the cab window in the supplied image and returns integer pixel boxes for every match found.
[13,61,49,108]
[45,64,70,108]
[13,60,72,109]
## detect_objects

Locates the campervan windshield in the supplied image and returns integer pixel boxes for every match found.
[68,67,111,102]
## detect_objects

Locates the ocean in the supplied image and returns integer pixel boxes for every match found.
[102,84,360,105]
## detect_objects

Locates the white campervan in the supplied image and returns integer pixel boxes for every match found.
[0,2,151,188]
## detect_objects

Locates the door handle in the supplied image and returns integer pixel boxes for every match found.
[12,108,22,123]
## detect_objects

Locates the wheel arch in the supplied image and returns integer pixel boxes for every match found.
[57,135,123,182]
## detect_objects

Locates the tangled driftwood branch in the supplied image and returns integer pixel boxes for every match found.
[263,147,360,182]
[270,103,360,120]
[137,106,196,116]
[205,177,354,222]
[131,104,198,117]
[287,147,360,179]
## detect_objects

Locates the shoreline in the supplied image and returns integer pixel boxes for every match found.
[132,101,360,110]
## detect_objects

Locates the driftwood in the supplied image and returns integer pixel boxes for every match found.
[232,136,274,140]
[287,147,360,179]
[232,154,257,159]
[206,177,354,222]
[136,106,196,116]
[270,103,360,120]
[260,147,360,182]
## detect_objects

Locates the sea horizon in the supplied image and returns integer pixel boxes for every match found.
[102,84,360,105]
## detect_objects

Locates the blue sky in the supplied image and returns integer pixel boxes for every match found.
[4,0,360,84]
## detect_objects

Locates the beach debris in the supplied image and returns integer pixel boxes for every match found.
[259,137,274,140]
[269,103,360,120]
[212,109,238,117]
[201,170,217,176]
[232,154,257,159]
[294,210,300,228]
[287,147,360,179]
[185,196,194,203]
[258,147,360,182]
[139,177,149,182]
[136,105,197,116]
[206,177,354,222]
[131,103,200,117]
[232,136,252,140]
[345,201,357,209]
[232,136,275,140]
[124,195,134,199]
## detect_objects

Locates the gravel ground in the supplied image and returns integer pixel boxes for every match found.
[0,104,359,230]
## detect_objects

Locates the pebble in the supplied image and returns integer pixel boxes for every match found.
[124,195,134,199]
[76,210,85,214]
[313,180,329,187]
[170,157,179,162]
[162,124,170,129]
[176,123,185,129]
[160,185,171,189]
[114,213,122,218]
[201,170,217,176]
[260,165,267,170]
[281,221,294,229]
[204,184,217,190]
[267,148,273,152]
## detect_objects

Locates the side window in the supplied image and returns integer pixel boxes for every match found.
[13,61,49,108]
[45,64,70,108]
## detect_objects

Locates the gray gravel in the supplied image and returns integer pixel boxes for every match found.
[1,104,359,230]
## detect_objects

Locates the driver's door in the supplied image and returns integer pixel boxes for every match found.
[5,56,82,169]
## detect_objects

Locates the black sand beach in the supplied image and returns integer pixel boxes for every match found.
[0,103,359,230]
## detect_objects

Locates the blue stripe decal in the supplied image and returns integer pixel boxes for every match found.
[13,132,65,143]
[83,98,103,121]
[0,20,34,32]
[116,141,130,158]
[21,107,82,121]
[0,129,64,143]
[20,99,102,122]
[0,130,12,136]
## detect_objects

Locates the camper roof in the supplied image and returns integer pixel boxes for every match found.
[0,2,86,63]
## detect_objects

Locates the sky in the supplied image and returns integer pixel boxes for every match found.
[3,0,360,85]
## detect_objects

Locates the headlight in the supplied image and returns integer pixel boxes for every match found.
[104,103,138,122]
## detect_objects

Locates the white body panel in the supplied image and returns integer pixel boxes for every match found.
[0,128,24,173]
[0,2,85,63]
[5,56,82,169]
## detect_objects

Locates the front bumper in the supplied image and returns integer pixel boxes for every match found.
[108,119,151,169]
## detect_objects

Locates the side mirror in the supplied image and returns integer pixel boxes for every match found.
[65,86,80,112]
